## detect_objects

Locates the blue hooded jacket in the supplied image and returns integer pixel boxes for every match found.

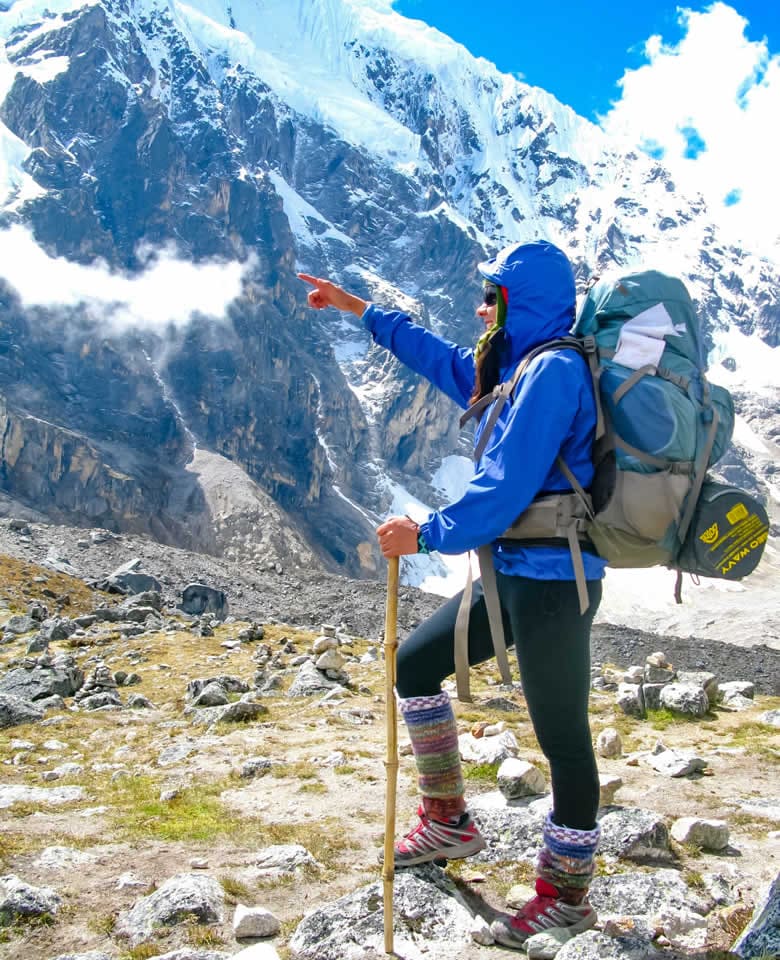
[362,240,607,581]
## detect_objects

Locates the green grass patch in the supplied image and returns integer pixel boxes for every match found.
[334,765,358,775]
[118,945,164,960]
[184,918,225,947]
[462,762,500,783]
[260,818,357,867]
[219,875,251,903]
[682,868,705,888]
[298,781,328,795]
[88,912,118,936]
[108,775,257,844]
[645,707,686,730]
[728,720,779,760]
[271,761,319,780]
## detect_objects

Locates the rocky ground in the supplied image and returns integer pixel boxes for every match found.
[0,520,778,960]
[0,519,778,695]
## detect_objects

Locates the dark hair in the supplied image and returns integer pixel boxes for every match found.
[470,328,506,405]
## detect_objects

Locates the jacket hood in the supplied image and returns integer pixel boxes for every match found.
[478,241,576,368]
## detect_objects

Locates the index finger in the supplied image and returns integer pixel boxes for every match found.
[297,273,320,287]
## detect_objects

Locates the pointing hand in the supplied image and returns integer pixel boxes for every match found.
[298,273,368,317]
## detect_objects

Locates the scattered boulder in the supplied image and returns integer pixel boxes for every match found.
[659,682,710,717]
[0,693,44,728]
[99,559,162,595]
[676,670,718,704]
[254,844,319,878]
[616,683,644,718]
[590,867,711,919]
[233,903,281,938]
[2,614,38,636]
[187,699,268,726]
[192,682,229,707]
[732,873,780,959]
[0,874,62,924]
[645,743,707,778]
[599,807,672,862]
[187,676,250,700]
[0,654,84,701]
[761,709,780,727]
[671,816,729,851]
[180,584,228,619]
[288,866,475,958]
[0,785,87,809]
[718,680,755,702]
[468,794,544,862]
[459,730,519,764]
[555,930,662,959]
[115,873,224,945]
[240,757,276,779]
[497,758,546,799]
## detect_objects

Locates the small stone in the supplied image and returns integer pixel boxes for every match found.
[596,727,622,759]
[526,927,574,958]
[233,903,281,938]
[671,816,729,851]
[470,914,494,945]
[483,721,506,736]
[190,858,209,869]
[599,773,623,806]
[718,680,755,701]
[497,757,546,798]
[506,884,536,909]
[315,649,345,671]
[312,636,338,654]
[116,873,148,889]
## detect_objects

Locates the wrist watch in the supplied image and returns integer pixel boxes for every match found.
[416,529,430,555]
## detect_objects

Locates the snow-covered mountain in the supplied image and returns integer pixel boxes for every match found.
[0,0,777,630]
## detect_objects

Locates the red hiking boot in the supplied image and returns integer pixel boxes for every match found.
[393,804,486,866]
[490,878,597,950]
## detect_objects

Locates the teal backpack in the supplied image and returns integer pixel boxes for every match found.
[571,270,768,592]
[454,269,770,701]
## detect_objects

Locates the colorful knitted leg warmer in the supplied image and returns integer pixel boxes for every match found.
[398,692,465,822]
[536,812,600,904]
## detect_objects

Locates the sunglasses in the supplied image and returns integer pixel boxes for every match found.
[483,284,498,307]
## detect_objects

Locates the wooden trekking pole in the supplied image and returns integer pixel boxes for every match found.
[382,555,399,954]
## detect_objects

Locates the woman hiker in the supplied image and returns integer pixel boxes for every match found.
[299,239,606,950]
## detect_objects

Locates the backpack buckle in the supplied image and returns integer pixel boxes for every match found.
[582,334,598,355]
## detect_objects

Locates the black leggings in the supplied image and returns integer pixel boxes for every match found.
[396,573,602,831]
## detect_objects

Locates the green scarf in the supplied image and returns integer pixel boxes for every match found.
[474,283,506,359]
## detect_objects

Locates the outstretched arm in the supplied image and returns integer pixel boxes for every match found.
[298,272,474,408]
[298,273,367,317]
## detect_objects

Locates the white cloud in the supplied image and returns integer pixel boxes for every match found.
[600,3,780,257]
[0,225,250,330]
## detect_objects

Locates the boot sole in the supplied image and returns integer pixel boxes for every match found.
[394,835,486,868]
[491,910,597,950]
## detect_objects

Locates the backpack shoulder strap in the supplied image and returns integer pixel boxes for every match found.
[460,337,587,462]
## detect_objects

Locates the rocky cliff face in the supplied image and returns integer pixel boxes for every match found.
[0,0,777,579]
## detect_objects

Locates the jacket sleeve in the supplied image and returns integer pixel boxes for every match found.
[362,304,475,409]
[419,353,584,554]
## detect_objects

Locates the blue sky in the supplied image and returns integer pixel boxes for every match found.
[393,0,777,120]
[392,1,779,253]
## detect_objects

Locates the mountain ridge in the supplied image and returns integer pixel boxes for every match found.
[0,0,777,597]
